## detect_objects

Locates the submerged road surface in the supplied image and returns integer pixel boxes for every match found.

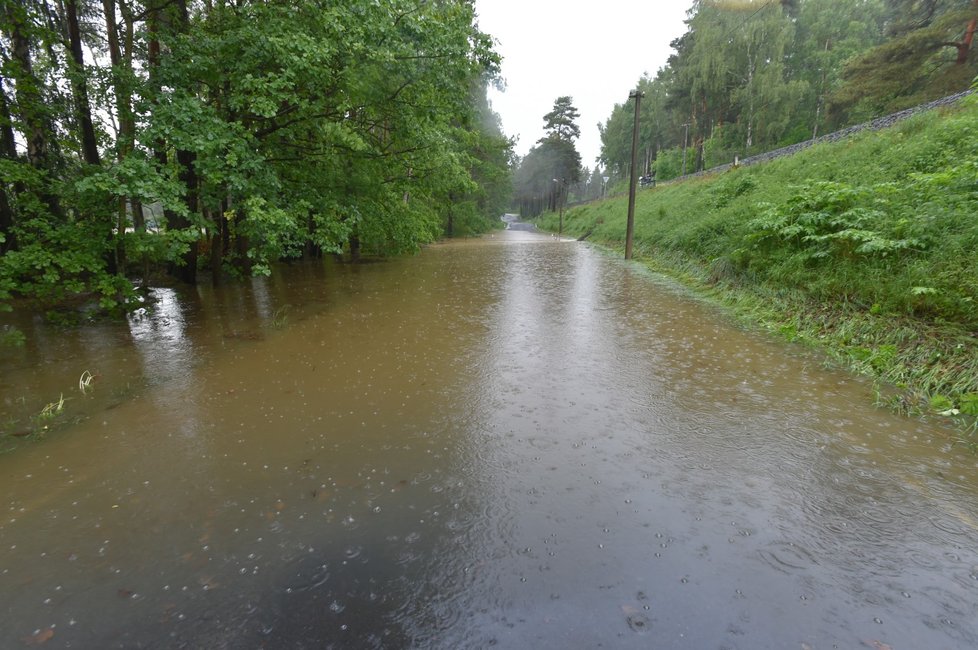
[1,225,977,649]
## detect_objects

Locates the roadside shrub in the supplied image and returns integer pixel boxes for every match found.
[710,173,759,208]
[742,181,922,265]
[652,147,684,181]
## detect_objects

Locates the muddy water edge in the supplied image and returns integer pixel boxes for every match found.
[1,227,977,649]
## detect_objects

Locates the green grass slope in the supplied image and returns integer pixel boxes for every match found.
[537,99,978,443]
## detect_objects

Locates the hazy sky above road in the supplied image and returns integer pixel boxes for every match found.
[473,1,695,170]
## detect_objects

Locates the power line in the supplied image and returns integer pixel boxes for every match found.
[717,0,782,42]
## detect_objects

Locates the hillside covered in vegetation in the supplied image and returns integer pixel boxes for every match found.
[513,0,978,212]
[599,0,978,181]
[536,97,978,440]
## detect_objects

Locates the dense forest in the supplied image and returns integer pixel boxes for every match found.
[599,0,978,181]
[0,0,512,316]
[512,0,977,214]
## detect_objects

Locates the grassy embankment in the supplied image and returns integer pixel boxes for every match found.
[536,99,978,444]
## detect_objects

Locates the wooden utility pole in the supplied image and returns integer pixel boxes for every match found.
[681,122,690,177]
[625,89,644,260]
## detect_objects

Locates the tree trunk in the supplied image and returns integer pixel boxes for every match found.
[813,38,832,139]
[0,79,15,159]
[233,207,252,275]
[745,42,755,150]
[4,5,50,172]
[132,198,150,286]
[446,193,456,237]
[0,79,17,252]
[65,0,100,166]
[173,0,198,284]
[147,4,166,171]
[958,11,977,64]
[222,205,231,265]
[349,234,361,263]
[210,203,225,286]
[303,210,321,259]
[0,187,13,254]
[173,148,199,284]
[102,0,136,152]
[147,0,199,284]
[107,0,144,279]
[2,3,62,218]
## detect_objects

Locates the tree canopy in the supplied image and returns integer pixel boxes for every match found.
[598,0,977,182]
[0,0,512,315]
[542,95,582,142]
[511,96,584,217]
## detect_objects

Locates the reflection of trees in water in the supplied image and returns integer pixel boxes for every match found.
[127,288,191,384]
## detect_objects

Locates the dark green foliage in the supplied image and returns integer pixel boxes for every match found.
[0,0,513,315]
[743,182,922,264]
[710,174,758,208]
[542,96,582,142]
[512,97,584,216]
[598,0,976,180]
[829,6,978,121]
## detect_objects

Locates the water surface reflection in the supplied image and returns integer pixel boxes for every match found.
[1,229,977,649]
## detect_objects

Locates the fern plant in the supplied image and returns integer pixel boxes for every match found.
[743,181,922,263]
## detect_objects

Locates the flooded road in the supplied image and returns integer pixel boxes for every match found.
[1,224,977,649]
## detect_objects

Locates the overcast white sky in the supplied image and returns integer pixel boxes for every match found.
[473,0,695,169]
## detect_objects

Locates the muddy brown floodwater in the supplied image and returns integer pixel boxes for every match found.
[1,223,977,649]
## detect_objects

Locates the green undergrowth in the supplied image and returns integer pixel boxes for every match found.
[536,99,978,447]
